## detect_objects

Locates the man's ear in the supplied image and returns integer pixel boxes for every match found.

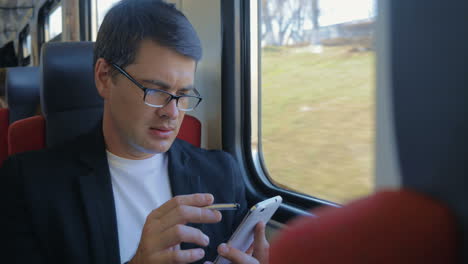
[94,58,113,99]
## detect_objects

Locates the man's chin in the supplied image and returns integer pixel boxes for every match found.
[131,138,175,154]
[147,139,175,153]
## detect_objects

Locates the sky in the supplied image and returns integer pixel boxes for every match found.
[95,0,377,30]
[97,0,121,27]
[48,6,62,40]
[319,0,376,27]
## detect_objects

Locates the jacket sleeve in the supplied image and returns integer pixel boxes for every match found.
[2,156,46,264]
[226,153,249,233]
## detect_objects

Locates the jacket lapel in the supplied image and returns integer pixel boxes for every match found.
[167,139,200,196]
[167,139,204,252]
[76,126,121,264]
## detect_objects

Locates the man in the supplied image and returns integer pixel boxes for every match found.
[2,1,269,263]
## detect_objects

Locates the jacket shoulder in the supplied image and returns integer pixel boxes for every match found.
[4,133,86,165]
[1,132,95,185]
[173,138,235,163]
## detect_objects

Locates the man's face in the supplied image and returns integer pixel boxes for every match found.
[96,40,196,159]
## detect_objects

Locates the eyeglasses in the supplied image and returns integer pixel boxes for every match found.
[111,63,202,111]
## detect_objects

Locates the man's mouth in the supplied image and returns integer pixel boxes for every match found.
[149,127,174,138]
[151,128,171,132]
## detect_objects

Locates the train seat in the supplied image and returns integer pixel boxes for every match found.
[40,42,103,147]
[5,66,40,123]
[0,108,8,166]
[7,42,201,157]
[7,115,45,156]
[178,115,201,147]
[0,66,40,166]
[269,189,458,264]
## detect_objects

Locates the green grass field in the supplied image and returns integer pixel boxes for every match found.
[261,45,375,204]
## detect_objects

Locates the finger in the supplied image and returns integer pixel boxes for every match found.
[149,193,215,219]
[153,204,222,232]
[154,224,211,251]
[141,205,221,244]
[253,221,269,262]
[155,248,206,264]
[246,243,254,256]
[218,243,258,264]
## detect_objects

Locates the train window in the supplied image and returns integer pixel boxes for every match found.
[90,0,121,40]
[23,35,32,59]
[90,0,181,40]
[38,1,62,56]
[254,0,377,203]
[45,4,62,42]
[19,25,32,66]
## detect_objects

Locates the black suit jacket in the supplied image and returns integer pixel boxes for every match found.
[2,126,248,264]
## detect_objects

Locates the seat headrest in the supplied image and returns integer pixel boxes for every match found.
[5,66,40,123]
[40,42,103,147]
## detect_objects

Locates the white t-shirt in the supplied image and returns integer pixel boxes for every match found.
[106,151,173,264]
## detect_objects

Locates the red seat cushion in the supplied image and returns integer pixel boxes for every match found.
[0,108,9,166]
[8,115,46,156]
[270,189,458,264]
[177,115,201,147]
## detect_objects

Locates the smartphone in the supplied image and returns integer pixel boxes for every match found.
[213,196,283,264]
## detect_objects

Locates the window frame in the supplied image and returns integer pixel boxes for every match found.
[89,0,122,41]
[45,4,63,42]
[89,0,98,41]
[38,0,62,56]
[80,0,93,41]
[221,0,338,223]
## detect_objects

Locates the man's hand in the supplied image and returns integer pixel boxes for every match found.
[129,193,222,264]
[204,221,269,264]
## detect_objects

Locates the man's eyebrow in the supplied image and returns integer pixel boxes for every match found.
[142,79,171,90]
[179,85,195,92]
[142,79,194,92]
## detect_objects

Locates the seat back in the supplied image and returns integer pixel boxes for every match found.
[270,190,458,264]
[0,108,9,166]
[5,66,40,123]
[0,68,6,98]
[7,115,45,156]
[40,42,103,147]
[178,115,201,147]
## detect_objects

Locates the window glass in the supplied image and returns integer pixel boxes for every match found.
[258,0,376,203]
[46,5,62,41]
[97,0,121,27]
[22,34,32,58]
[92,0,180,40]
[91,0,121,40]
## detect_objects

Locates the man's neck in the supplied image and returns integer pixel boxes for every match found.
[102,115,155,160]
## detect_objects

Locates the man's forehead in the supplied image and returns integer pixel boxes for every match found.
[141,79,195,91]
[128,63,196,79]
[134,40,197,63]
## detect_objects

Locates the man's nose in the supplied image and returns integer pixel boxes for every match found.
[158,98,179,119]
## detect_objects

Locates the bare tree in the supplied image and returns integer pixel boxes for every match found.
[275,0,298,45]
[261,0,276,45]
[261,0,321,46]
[310,0,320,44]
[261,0,296,46]
[288,0,312,44]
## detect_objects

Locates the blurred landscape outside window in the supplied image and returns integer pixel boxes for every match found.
[259,0,376,204]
